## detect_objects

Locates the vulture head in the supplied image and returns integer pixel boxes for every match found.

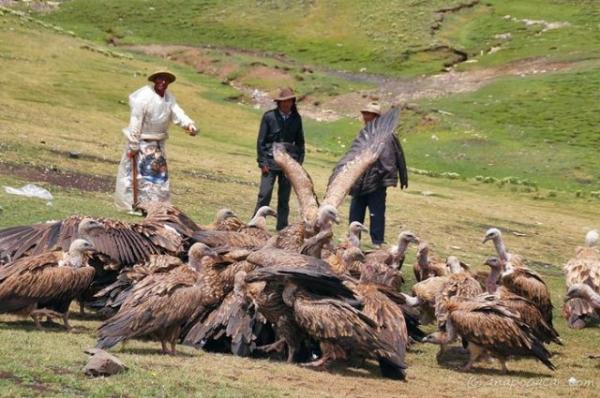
[349,221,368,235]
[422,331,450,345]
[565,283,598,303]
[398,230,420,245]
[78,218,104,237]
[315,205,340,230]
[256,206,277,219]
[484,256,503,270]
[66,239,96,265]
[215,208,237,223]
[482,228,502,244]
[446,256,463,274]
[188,242,219,270]
[585,230,599,247]
[400,293,421,307]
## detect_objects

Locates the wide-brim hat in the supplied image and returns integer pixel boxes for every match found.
[148,70,176,84]
[274,87,296,102]
[360,101,382,115]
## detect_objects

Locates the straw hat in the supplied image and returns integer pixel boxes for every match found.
[360,102,381,115]
[274,87,296,102]
[148,69,176,84]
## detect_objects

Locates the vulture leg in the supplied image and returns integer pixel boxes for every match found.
[498,358,509,374]
[436,344,448,361]
[168,326,181,355]
[62,311,72,331]
[160,340,169,355]
[31,309,66,330]
[79,300,85,315]
[301,343,337,368]
[256,338,286,354]
[463,343,485,371]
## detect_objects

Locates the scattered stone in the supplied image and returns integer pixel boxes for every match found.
[83,348,126,377]
[68,151,81,159]
[421,191,435,196]
[512,232,527,237]
[494,33,512,40]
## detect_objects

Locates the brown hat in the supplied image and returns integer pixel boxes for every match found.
[274,87,296,102]
[360,102,381,116]
[148,70,176,84]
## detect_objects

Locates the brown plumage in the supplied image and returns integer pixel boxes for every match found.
[184,271,266,357]
[501,262,554,325]
[97,243,252,354]
[0,239,95,329]
[272,108,400,237]
[191,230,267,250]
[563,230,600,328]
[282,283,407,380]
[414,242,448,282]
[484,257,561,345]
[410,276,449,324]
[92,255,185,316]
[423,296,556,373]
[135,202,202,238]
[0,215,182,268]
[204,209,241,231]
[238,206,276,241]
[247,247,332,272]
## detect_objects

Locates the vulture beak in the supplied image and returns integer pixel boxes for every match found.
[334,215,341,224]
[482,235,491,244]
[360,225,368,233]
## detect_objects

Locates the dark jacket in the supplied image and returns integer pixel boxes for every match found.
[350,134,408,196]
[256,108,305,171]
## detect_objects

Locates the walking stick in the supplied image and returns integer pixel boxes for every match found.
[130,151,139,207]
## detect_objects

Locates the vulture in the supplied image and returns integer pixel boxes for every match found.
[207,209,242,231]
[246,265,406,379]
[91,254,185,316]
[183,271,267,357]
[272,108,400,249]
[482,227,525,267]
[414,242,448,282]
[563,230,600,328]
[342,221,369,249]
[238,206,277,240]
[407,276,449,324]
[501,261,554,325]
[565,283,600,312]
[135,202,202,239]
[97,243,251,354]
[281,281,406,379]
[365,230,420,269]
[300,229,335,259]
[485,257,561,346]
[0,239,96,329]
[0,214,183,267]
[423,296,556,373]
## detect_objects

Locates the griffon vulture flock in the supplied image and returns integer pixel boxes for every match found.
[0,108,598,381]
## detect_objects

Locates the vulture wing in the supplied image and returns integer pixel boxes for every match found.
[246,248,332,272]
[272,143,319,225]
[323,108,400,209]
[192,230,267,249]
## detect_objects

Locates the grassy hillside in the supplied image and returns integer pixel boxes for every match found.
[1,7,600,398]
[39,0,600,75]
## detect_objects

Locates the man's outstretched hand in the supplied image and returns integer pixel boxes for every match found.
[185,125,198,136]
[260,165,270,175]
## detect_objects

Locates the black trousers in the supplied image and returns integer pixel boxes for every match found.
[349,187,387,245]
[254,170,292,231]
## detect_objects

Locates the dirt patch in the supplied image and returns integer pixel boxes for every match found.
[431,0,481,36]
[0,161,114,192]
[0,370,22,384]
[45,148,119,165]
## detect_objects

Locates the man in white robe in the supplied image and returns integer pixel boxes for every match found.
[115,70,197,211]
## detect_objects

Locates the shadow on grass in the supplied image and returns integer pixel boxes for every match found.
[434,346,554,378]
[0,320,91,334]
[119,346,198,358]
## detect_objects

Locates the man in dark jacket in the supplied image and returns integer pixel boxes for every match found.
[254,87,305,230]
[349,102,408,247]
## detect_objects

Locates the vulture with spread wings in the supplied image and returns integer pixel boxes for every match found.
[272,108,400,248]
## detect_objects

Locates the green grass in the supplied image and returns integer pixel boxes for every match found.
[36,0,600,76]
[1,8,600,398]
